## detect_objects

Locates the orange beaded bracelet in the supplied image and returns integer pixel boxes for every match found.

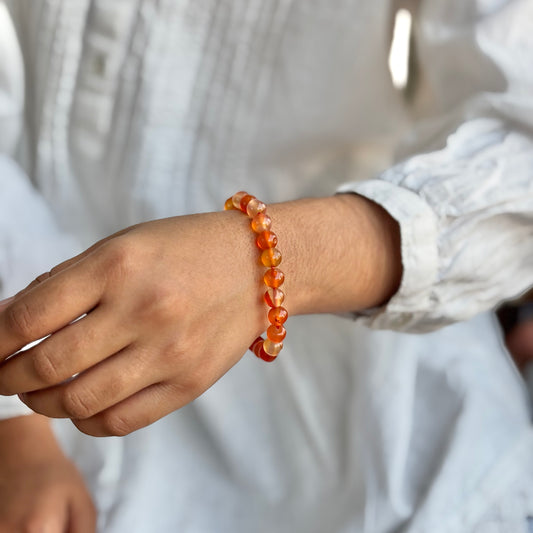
[224,191,287,362]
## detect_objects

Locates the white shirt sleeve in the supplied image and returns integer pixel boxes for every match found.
[0,3,80,418]
[339,0,533,332]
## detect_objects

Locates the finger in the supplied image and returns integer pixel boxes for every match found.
[68,494,97,533]
[72,381,185,437]
[19,490,69,533]
[0,258,104,362]
[0,306,134,395]
[19,344,158,420]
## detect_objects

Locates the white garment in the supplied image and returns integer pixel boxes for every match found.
[0,1,533,531]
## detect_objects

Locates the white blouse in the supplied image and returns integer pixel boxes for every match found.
[0,1,532,531]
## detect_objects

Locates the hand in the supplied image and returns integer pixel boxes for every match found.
[0,414,96,533]
[0,212,268,436]
[0,196,401,436]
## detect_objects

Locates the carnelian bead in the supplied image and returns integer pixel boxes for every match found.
[263,339,283,356]
[264,288,285,307]
[232,191,248,209]
[268,306,288,326]
[224,197,235,210]
[261,248,282,267]
[256,231,278,250]
[250,336,264,359]
[251,213,272,233]
[246,198,267,218]
[264,268,284,288]
[239,194,255,213]
[258,346,277,362]
[267,325,286,342]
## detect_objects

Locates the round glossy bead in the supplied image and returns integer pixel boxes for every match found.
[246,198,267,218]
[224,197,235,210]
[256,231,278,250]
[231,191,248,209]
[264,287,285,307]
[267,325,286,342]
[239,194,255,213]
[268,306,288,326]
[264,268,284,288]
[263,339,283,356]
[251,213,272,233]
[258,346,277,362]
[261,248,282,267]
[250,336,264,359]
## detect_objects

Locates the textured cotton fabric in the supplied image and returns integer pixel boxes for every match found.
[0,1,533,531]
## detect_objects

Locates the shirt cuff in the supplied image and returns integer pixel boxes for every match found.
[337,179,440,331]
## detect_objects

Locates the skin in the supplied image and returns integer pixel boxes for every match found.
[0,414,96,533]
[0,194,402,435]
[0,194,402,530]
[506,318,533,372]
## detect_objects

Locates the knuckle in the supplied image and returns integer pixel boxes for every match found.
[152,291,179,322]
[103,238,139,279]
[181,373,207,399]
[155,342,181,371]
[32,348,63,385]
[22,516,51,533]
[61,387,96,419]
[101,413,133,437]
[165,370,205,404]
[5,302,35,339]
[137,289,177,327]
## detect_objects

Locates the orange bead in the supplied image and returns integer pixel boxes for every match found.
[268,306,288,326]
[251,213,272,233]
[246,198,267,218]
[261,248,282,267]
[256,231,278,250]
[225,192,287,364]
[264,268,284,288]
[250,336,265,358]
[239,194,255,213]
[267,325,286,342]
[263,339,283,356]
[232,191,248,209]
[224,197,235,210]
[264,288,285,307]
[259,346,277,362]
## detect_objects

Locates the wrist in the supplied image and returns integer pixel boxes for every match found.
[267,194,402,316]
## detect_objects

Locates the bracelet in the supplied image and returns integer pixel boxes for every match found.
[224,191,287,362]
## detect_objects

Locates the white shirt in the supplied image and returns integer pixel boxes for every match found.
[0,1,533,531]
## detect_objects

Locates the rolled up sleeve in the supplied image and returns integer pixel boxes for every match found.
[338,0,533,332]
